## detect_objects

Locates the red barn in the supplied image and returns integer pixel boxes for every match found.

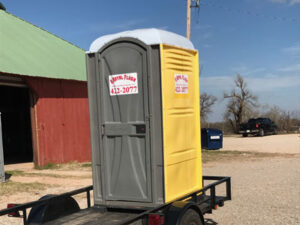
[0,7,91,166]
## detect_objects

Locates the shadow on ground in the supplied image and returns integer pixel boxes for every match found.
[5,173,11,180]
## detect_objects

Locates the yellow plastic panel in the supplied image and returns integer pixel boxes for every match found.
[160,44,202,203]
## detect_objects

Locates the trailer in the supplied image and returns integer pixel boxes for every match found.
[0,29,231,225]
[0,176,231,225]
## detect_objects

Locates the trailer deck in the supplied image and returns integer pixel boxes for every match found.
[44,208,143,225]
[0,176,231,225]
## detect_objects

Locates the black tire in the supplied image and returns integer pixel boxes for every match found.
[273,129,277,135]
[180,209,203,225]
[259,129,264,137]
[242,133,248,137]
[28,195,80,224]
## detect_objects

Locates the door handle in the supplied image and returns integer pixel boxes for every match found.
[135,124,146,134]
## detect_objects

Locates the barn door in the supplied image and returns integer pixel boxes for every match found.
[98,41,151,202]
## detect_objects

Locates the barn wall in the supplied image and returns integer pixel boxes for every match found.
[25,77,91,166]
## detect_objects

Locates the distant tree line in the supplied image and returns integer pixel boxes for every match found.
[200,74,300,134]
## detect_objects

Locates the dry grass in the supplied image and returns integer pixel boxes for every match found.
[201,150,294,163]
[0,181,49,195]
[34,162,92,170]
[6,170,92,179]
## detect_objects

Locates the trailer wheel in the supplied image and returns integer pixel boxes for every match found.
[28,195,80,225]
[242,133,248,137]
[180,209,203,225]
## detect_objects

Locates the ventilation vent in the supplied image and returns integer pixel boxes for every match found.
[163,48,194,73]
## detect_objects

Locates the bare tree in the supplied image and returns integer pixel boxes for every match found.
[224,74,258,133]
[200,93,217,122]
[263,105,282,126]
[263,106,300,132]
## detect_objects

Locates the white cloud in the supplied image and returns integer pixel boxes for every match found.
[89,20,144,34]
[200,73,300,93]
[203,44,212,48]
[201,72,300,121]
[247,74,300,91]
[282,44,300,55]
[278,63,300,72]
[200,74,300,121]
[268,0,300,4]
[290,0,300,5]
[269,0,287,3]
[245,68,267,75]
[231,65,266,76]
[231,65,248,73]
[201,75,233,87]
[195,24,212,30]
[200,75,235,94]
[202,32,212,39]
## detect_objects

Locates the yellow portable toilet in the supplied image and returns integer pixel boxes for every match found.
[86,28,202,208]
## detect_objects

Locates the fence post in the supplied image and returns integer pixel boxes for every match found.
[0,112,6,182]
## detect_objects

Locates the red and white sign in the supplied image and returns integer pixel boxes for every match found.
[174,74,188,94]
[109,72,138,96]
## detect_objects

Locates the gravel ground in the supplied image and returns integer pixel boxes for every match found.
[222,134,300,154]
[203,156,300,225]
[1,134,299,225]
[2,156,299,225]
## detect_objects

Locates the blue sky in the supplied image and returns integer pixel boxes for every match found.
[2,0,300,121]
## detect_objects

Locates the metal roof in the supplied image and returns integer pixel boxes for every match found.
[0,10,86,81]
[89,28,195,53]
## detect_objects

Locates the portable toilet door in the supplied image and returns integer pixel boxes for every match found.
[86,28,202,208]
[88,38,153,205]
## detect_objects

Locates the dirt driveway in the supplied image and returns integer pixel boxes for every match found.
[0,134,299,225]
[223,133,300,154]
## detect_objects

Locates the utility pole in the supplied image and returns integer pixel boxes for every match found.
[186,0,200,39]
[186,0,191,39]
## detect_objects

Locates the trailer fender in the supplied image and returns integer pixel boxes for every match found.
[27,195,80,225]
[164,201,204,225]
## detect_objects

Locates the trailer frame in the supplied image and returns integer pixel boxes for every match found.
[0,176,231,225]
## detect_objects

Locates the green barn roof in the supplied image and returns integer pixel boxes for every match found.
[0,9,86,81]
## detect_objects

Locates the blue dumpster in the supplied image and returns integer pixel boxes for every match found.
[201,128,223,150]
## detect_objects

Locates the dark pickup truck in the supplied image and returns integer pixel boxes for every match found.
[239,118,277,137]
